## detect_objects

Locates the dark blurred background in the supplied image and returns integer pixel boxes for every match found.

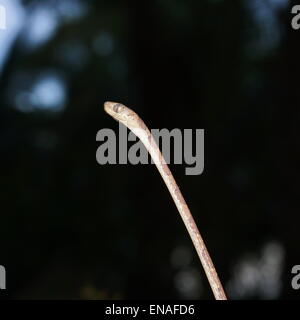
[0,0,299,299]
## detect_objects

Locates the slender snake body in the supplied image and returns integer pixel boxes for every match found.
[104,101,227,300]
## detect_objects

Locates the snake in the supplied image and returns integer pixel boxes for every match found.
[104,101,227,300]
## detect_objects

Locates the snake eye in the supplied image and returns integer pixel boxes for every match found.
[113,103,123,113]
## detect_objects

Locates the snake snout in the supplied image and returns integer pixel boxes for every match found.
[104,101,122,114]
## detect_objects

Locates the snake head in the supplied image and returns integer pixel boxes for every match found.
[104,101,141,128]
[104,101,125,116]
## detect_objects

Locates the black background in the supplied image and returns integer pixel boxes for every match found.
[0,0,299,299]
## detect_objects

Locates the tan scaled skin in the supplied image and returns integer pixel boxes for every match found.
[104,101,227,300]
